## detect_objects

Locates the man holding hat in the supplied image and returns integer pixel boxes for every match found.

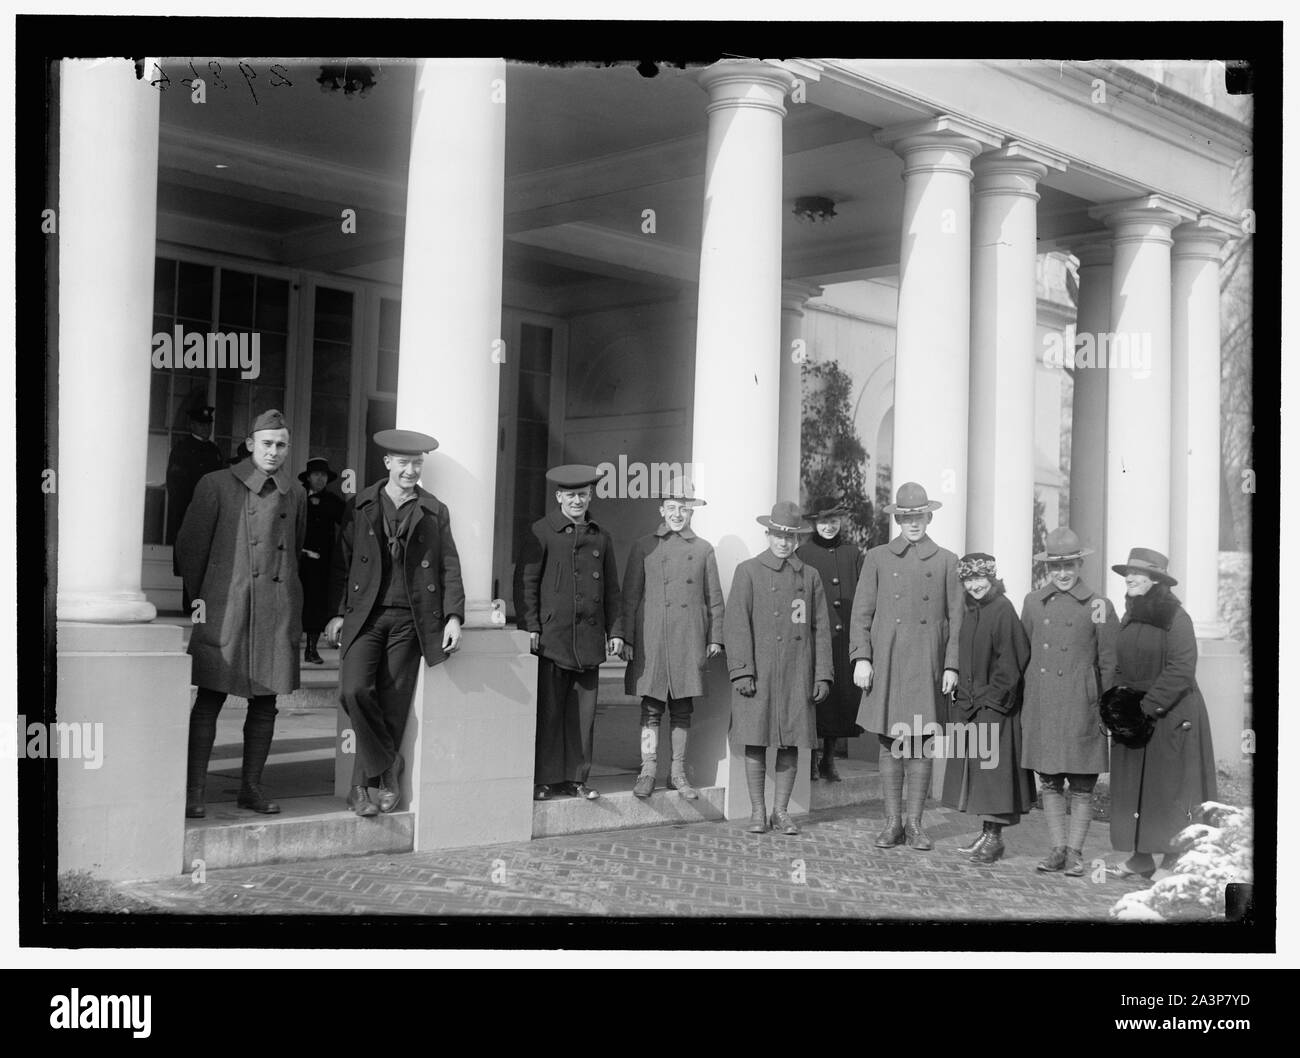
[620,476,724,799]
[849,481,963,850]
[325,430,464,817]
[797,496,865,782]
[1019,527,1118,876]
[175,409,307,818]
[517,465,624,801]
[298,457,345,664]
[724,501,833,835]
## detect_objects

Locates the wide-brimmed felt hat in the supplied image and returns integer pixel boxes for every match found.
[1034,527,1094,562]
[298,456,338,484]
[883,481,942,515]
[1099,685,1156,748]
[804,496,850,519]
[1111,546,1177,586]
[756,500,814,534]
[659,475,705,507]
[546,464,605,490]
[374,429,439,455]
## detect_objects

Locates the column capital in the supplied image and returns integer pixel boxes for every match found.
[1172,213,1239,260]
[1088,194,1199,245]
[698,60,796,117]
[874,115,1002,177]
[781,279,823,313]
[1069,231,1114,267]
[972,141,1067,198]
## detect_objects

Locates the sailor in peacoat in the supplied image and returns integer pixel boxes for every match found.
[174,410,306,818]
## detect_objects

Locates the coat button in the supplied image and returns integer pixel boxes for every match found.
[1044,643,1050,649]
[923,595,929,601]
[1061,645,1068,652]
[1044,618,1050,624]
[1066,620,1073,626]
[272,576,281,582]
[794,635,802,641]
[1040,667,1046,673]
[360,556,368,563]
[776,635,783,641]
[565,526,573,533]
[835,624,843,632]
[421,560,430,568]
[252,570,260,577]
[352,584,359,591]
[250,539,259,546]
[893,572,899,577]
[346,606,353,613]
[896,618,902,624]
[894,594,900,600]
[593,550,599,557]
[427,585,437,592]
[278,543,285,550]
[926,571,932,577]
[368,529,375,536]
[686,578,694,584]
[920,619,927,624]
[682,603,688,608]
[833,599,841,608]
[593,572,600,579]
[1057,670,1064,677]
[832,577,839,585]
[280,513,287,519]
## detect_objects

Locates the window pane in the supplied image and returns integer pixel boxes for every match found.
[518,371,549,422]
[256,277,290,333]
[520,323,552,373]
[256,331,287,387]
[177,262,214,321]
[378,298,401,349]
[149,372,170,429]
[154,258,176,315]
[314,287,353,343]
[250,385,285,419]
[219,269,255,329]
[309,394,348,448]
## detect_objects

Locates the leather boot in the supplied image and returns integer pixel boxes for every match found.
[347,785,379,818]
[903,756,933,850]
[821,737,842,782]
[970,823,1004,864]
[744,746,767,833]
[236,697,281,814]
[185,693,220,820]
[1063,847,1086,877]
[875,739,905,847]
[304,634,323,665]
[376,752,403,813]
[1037,846,1069,872]
[960,821,993,854]
[769,747,798,834]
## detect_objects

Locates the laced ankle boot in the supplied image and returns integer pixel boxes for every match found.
[971,822,1004,864]
[960,821,993,854]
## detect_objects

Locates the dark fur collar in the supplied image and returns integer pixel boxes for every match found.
[1123,586,1183,629]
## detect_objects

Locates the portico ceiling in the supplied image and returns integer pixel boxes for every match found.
[153,58,1172,300]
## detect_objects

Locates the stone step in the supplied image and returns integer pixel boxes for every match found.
[809,764,883,811]
[532,776,725,838]
[183,795,413,872]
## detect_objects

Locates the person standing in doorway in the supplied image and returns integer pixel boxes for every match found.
[299,457,345,664]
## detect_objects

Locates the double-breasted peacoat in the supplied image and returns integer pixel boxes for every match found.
[329,481,466,669]
[724,550,833,749]
[849,534,964,735]
[300,487,345,631]
[797,532,864,738]
[1108,587,1217,853]
[1019,579,1118,775]
[940,586,1036,817]
[518,509,624,672]
[621,525,725,700]
[175,460,307,697]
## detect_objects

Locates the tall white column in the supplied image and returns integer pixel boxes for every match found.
[1170,215,1235,636]
[876,117,1002,556]
[967,144,1065,603]
[396,58,506,627]
[57,59,161,623]
[1068,237,1113,592]
[690,60,794,591]
[778,281,823,505]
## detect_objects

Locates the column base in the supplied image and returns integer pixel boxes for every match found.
[57,592,157,624]
[55,622,191,881]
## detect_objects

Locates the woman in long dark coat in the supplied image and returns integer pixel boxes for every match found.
[797,497,864,781]
[298,457,344,663]
[940,553,1036,864]
[1106,547,1217,880]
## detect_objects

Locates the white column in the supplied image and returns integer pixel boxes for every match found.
[778,281,823,505]
[1089,195,1197,584]
[57,59,161,624]
[1068,237,1113,592]
[690,60,794,591]
[396,58,506,627]
[967,144,1065,603]
[1171,215,1236,636]
[876,117,1002,556]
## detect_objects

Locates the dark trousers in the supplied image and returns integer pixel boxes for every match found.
[535,657,600,786]
[187,688,277,791]
[339,605,422,785]
[640,695,693,730]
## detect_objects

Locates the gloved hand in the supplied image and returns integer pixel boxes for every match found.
[735,676,757,698]
[1139,694,1165,719]
[812,680,831,704]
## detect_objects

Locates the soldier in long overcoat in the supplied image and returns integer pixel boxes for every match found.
[940,553,1035,864]
[1105,548,1217,880]
[326,430,464,817]
[849,482,963,851]
[1019,527,1119,876]
[298,456,345,664]
[725,502,833,836]
[175,409,307,818]
[621,478,724,799]
[517,465,624,802]
[797,496,864,781]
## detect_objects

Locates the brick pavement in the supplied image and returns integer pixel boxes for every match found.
[121,800,1152,919]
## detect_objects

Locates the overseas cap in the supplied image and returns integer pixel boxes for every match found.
[249,409,289,434]
[546,464,605,489]
[374,429,439,455]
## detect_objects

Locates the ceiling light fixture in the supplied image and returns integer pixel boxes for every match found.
[793,195,838,223]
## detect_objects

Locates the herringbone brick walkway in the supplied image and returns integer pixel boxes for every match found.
[122,801,1148,919]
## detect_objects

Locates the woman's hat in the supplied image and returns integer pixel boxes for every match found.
[1111,546,1177,586]
[957,553,998,581]
[1034,527,1094,562]
[756,500,814,534]
[804,496,850,519]
[883,481,942,515]
[660,475,705,507]
[1099,685,1156,748]
[298,456,338,484]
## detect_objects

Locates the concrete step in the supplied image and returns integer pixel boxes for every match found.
[809,760,883,811]
[183,795,413,872]
[532,772,725,838]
